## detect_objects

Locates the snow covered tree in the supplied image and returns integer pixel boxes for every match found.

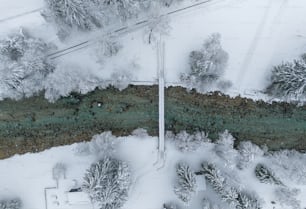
[254,164,283,186]
[170,131,210,152]
[82,157,131,209]
[237,141,263,170]
[274,187,301,209]
[174,162,197,203]
[0,198,22,209]
[52,162,67,187]
[201,162,262,209]
[0,30,55,99]
[181,33,229,90]
[266,59,306,100]
[43,0,141,38]
[214,130,237,168]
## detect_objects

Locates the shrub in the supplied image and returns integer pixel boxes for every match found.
[0,199,22,209]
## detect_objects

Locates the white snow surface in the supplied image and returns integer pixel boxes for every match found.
[0,133,306,209]
[1,0,306,101]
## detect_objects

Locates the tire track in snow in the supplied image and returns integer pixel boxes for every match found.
[0,8,43,24]
[237,0,274,88]
[238,0,290,89]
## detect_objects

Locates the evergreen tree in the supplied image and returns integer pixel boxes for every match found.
[266,59,306,99]
[82,157,131,209]
[254,164,283,186]
[201,162,262,209]
[174,162,197,203]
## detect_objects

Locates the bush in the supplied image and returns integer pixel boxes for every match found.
[214,130,237,168]
[254,164,283,186]
[237,141,263,170]
[266,58,306,100]
[168,131,210,152]
[0,31,55,99]
[0,199,22,209]
[181,33,229,90]
[82,157,131,209]
[174,162,197,203]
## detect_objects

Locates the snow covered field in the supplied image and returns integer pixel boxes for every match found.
[1,0,306,100]
[1,0,306,208]
[0,132,306,209]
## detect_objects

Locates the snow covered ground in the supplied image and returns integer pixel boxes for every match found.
[1,0,306,100]
[0,132,306,209]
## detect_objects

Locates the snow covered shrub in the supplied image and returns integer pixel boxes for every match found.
[266,58,306,100]
[169,131,210,152]
[82,157,131,209]
[0,198,22,209]
[254,164,283,186]
[181,33,229,90]
[201,162,262,209]
[268,150,306,184]
[89,132,118,158]
[159,0,183,7]
[131,128,149,138]
[174,162,197,203]
[214,130,237,168]
[93,37,122,63]
[237,141,263,170]
[163,202,182,209]
[109,69,134,90]
[0,31,55,99]
[274,187,301,209]
[52,162,67,187]
[44,63,102,101]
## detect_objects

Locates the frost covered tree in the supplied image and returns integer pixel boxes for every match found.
[237,141,263,170]
[0,30,55,99]
[82,157,131,209]
[43,0,141,38]
[174,162,197,203]
[201,162,262,209]
[254,164,283,186]
[266,58,306,100]
[0,199,22,209]
[181,33,229,90]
